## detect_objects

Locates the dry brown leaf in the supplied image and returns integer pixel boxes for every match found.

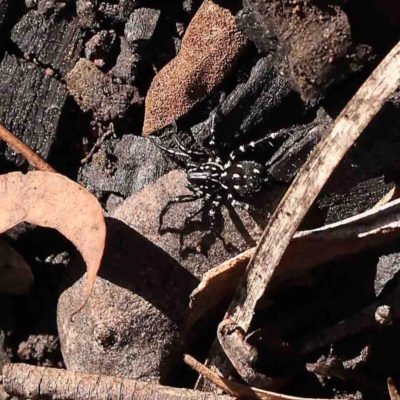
[0,171,106,303]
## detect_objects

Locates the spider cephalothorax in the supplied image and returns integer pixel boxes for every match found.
[152,115,273,238]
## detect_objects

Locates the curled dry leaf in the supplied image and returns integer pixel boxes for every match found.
[0,171,106,303]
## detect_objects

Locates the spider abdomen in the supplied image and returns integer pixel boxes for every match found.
[222,161,266,197]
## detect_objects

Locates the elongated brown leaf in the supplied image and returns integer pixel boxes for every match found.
[0,171,106,302]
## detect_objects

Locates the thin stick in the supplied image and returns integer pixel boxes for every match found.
[197,40,400,391]
[388,378,400,400]
[185,355,342,400]
[2,363,233,400]
[0,124,56,172]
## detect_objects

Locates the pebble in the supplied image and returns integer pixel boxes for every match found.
[66,58,142,121]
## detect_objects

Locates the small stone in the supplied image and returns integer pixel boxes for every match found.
[66,58,142,121]
[25,0,38,8]
[85,30,117,69]
[17,334,61,367]
[182,0,203,15]
[99,0,139,23]
[375,305,393,326]
[143,0,248,135]
[76,0,98,28]
[125,8,161,46]
[110,37,141,85]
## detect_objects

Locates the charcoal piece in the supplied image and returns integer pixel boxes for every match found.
[110,37,141,84]
[79,134,176,200]
[0,53,68,167]
[85,30,117,69]
[37,0,69,15]
[99,0,139,23]
[76,0,98,28]
[66,58,142,121]
[125,7,161,46]
[267,109,333,183]
[11,11,84,76]
[375,253,400,297]
[238,0,372,100]
[191,55,292,149]
[236,5,277,55]
[315,104,400,224]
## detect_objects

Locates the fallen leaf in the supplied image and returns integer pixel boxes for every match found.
[0,239,33,294]
[0,171,106,303]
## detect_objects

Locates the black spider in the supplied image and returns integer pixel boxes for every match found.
[152,114,273,238]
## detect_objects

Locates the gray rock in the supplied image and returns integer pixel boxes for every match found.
[58,217,195,383]
[125,8,160,46]
[110,37,141,84]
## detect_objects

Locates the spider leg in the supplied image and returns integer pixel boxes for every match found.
[224,136,275,168]
[228,194,269,217]
[173,135,209,159]
[207,112,223,164]
[150,138,193,159]
[159,193,203,233]
[208,195,223,237]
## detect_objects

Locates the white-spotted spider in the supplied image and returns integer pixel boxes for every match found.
[152,114,274,238]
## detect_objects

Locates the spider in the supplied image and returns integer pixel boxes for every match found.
[151,114,274,239]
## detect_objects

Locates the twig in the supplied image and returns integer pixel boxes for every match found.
[295,280,400,355]
[373,185,400,208]
[388,378,400,400]
[0,124,56,172]
[185,355,343,400]
[81,122,114,165]
[196,40,400,391]
[2,363,233,400]
[188,197,400,327]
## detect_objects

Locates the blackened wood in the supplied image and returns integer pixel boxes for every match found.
[79,135,176,200]
[0,53,68,168]
[11,11,84,76]
[191,55,293,148]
